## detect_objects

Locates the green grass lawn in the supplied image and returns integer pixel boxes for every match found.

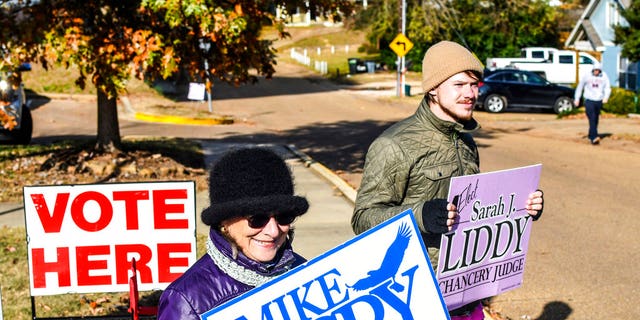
[21,63,161,97]
[273,25,422,85]
[273,25,381,79]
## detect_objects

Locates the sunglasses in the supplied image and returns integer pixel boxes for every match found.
[247,213,297,229]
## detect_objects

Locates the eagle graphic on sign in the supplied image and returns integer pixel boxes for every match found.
[348,223,412,292]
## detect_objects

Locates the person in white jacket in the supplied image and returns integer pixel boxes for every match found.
[574,63,611,145]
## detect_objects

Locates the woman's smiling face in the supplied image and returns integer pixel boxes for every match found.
[221,215,291,262]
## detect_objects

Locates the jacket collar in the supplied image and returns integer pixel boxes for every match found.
[415,96,480,134]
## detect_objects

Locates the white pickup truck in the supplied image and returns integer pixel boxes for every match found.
[486,47,600,85]
[486,47,557,69]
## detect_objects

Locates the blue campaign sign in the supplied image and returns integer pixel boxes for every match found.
[202,209,449,320]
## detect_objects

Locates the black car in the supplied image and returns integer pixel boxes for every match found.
[477,69,575,114]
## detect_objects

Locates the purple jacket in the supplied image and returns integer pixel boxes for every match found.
[157,229,305,319]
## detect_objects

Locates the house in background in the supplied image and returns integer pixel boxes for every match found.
[565,0,639,91]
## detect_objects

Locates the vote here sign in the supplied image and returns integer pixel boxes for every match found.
[23,181,197,296]
[202,209,449,320]
[438,164,542,310]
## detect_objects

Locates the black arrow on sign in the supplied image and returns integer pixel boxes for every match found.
[395,41,406,51]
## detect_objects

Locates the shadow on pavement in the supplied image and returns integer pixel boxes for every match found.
[535,301,572,320]
[29,115,527,181]
[29,117,395,181]
[25,89,52,110]
[151,74,343,102]
[196,119,398,175]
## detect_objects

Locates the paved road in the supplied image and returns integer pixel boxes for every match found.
[7,61,640,319]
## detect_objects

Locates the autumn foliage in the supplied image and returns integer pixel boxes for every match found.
[0,0,352,149]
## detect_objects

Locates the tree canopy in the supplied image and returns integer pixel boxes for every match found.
[615,0,640,62]
[0,0,352,150]
[353,0,561,71]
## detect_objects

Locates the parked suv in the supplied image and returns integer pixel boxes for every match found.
[477,69,575,114]
[0,66,32,144]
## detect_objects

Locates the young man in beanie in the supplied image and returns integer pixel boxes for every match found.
[158,147,309,319]
[351,41,544,319]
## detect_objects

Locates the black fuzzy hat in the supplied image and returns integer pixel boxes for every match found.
[201,147,309,227]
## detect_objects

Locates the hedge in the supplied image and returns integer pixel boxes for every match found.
[605,87,639,115]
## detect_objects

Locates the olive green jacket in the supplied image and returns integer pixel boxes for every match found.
[352,97,480,269]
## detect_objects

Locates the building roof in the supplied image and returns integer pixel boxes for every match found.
[564,0,629,51]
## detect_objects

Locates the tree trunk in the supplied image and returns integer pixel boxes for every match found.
[96,90,122,152]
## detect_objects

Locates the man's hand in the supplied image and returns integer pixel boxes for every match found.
[422,199,458,234]
[526,190,544,221]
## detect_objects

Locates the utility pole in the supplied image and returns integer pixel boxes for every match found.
[396,0,406,97]
[401,0,406,96]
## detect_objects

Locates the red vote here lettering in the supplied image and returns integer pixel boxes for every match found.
[29,189,189,233]
[30,243,192,288]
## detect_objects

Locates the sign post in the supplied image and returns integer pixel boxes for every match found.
[0,285,4,320]
[389,33,414,97]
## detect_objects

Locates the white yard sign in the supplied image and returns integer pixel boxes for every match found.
[23,181,197,296]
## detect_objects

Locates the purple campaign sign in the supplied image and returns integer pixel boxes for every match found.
[437,164,542,310]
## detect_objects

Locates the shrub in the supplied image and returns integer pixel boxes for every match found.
[604,87,637,115]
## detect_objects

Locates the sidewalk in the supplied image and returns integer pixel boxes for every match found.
[0,142,357,261]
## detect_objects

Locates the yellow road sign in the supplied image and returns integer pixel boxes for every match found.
[389,33,414,57]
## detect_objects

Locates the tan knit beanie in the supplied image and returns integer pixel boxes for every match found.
[421,41,484,93]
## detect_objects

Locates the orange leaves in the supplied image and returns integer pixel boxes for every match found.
[162,46,176,65]
[160,47,179,79]
[212,12,226,32]
[80,295,111,316]
[129,29,166,79]
[104,44,117,54]
[63,26,88,52]
[132,30,160,53]
[235,3,244,16]
[0,108,17,130]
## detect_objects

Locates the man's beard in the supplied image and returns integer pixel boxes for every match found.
[441,100,474,122]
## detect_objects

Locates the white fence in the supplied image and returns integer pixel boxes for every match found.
[289,44,357,75]
[290,48,328,74]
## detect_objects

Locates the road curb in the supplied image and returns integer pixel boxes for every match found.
[133,112,234,125]
[285,144,356,204]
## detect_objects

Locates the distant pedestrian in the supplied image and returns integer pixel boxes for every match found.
[574,63,611,145]
[157,147,309,319]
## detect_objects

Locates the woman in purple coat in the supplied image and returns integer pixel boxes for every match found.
[157,147,309,319]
